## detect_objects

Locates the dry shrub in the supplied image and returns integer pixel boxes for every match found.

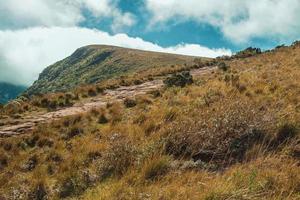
[66,127,84,140]
[274,123,298,145]
[62,114,82,127]
[142,155,170,181]
[28,182,48,200]
[107,102,123,123]
[136,95,153,105]
[164,71,193,87]
[123,98,137,108]
[98,114,109,124]
[97,139,137,179]
[88,88,97,97]
[165,100,270,166]
[59,174,88,198]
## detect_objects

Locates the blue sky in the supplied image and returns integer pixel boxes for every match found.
[80,0,282,52]
[0,0,300,86]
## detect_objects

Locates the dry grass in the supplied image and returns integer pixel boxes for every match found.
[0,44,300,199]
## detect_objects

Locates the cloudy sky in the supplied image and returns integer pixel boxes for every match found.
[1,0,300,86]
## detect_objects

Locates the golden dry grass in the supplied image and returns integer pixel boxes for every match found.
[0,44,299,199]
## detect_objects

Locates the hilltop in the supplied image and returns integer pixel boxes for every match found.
[0,43,299,200]
[26,45,203,95]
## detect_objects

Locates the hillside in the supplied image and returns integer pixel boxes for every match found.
[0,82,26,104]
[26,45,202,95]
[0,43,299,200]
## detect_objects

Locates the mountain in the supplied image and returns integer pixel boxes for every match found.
[0,82,26,104]
[26,45,200,95]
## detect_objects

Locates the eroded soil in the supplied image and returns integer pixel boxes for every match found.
[0,67,215,137]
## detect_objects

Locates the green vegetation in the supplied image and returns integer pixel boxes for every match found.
[26,45,202,95]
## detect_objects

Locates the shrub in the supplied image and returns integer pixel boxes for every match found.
[164,71,193,87]
[275,44,286,49]
[37,138,54,148]
[22,155,38,171]
[88,88,97,97]
[133,79,143,85]
[123,98,137,108]
[108,102,123,123]
[66,127,83,139]
[28,183,47,200]
[148,90,161,98]
[98,139,136,179]
[217,62,229,71]
[3,101,24,114]
[0,155,8,170]
[96,86,104,93]
[41,98,49,107]
[25,135,39,148]
[165,101,267,166]
[46,152,63,163]
[236,83,247,93]
[3,143,12,151]
[59,176,83,198]
[142,156,170,181]
[98,114,109,124]
[273,123,298,146]
[234,47,262,58]
[164,108,178,122]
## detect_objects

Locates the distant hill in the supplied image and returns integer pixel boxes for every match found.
[26,45,201,95]
[0,82,26,104]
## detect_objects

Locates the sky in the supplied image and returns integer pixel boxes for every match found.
[0,0,300,86]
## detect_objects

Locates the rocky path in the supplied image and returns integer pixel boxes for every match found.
[0,67,215,138]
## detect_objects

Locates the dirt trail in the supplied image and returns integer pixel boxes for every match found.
[0,67,215,138]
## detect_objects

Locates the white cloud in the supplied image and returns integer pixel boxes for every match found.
[0,27,231,86]
[0,0,135,32]
[145,0,300,43]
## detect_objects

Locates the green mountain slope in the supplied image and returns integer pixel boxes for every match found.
[26,45,199,95]
[0,82,26,104]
